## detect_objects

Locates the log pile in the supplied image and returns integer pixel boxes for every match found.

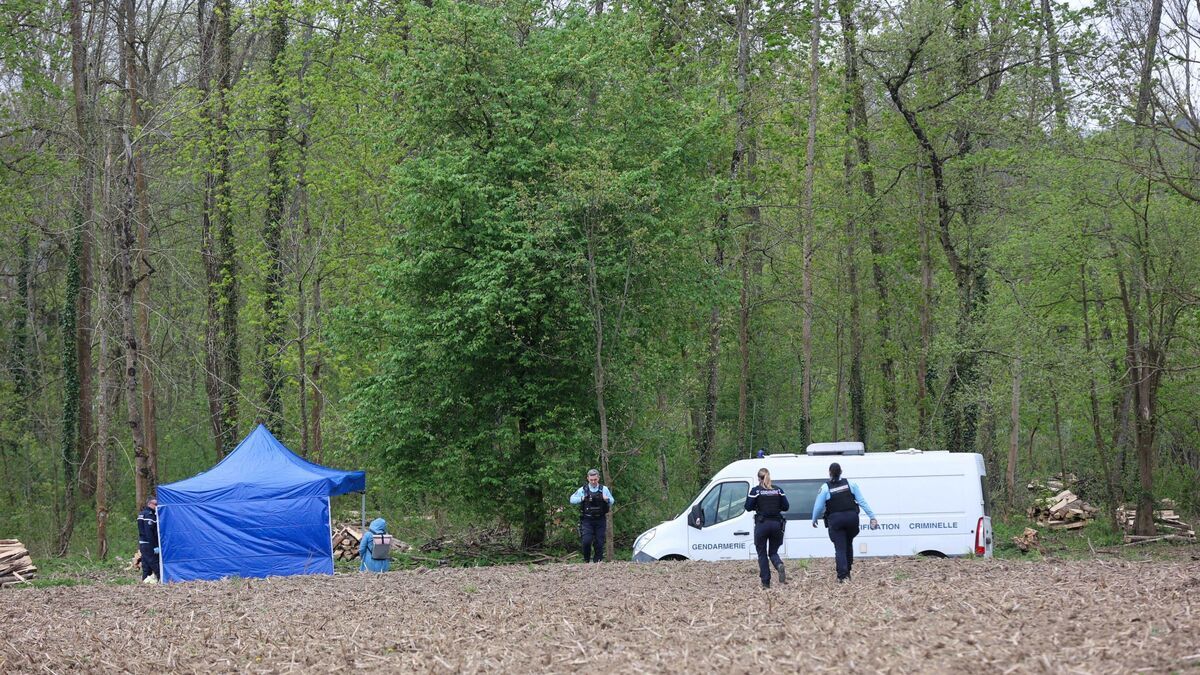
[1027,489,1099,530]
[1026,472,1077,494]
[0,539,36,587]
[1118,499,1196,544]
[333,524,412,561]
[332,526,363,561]
[1011,527,1045,554]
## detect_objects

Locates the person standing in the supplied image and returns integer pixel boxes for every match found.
[569,469,614,563]
[137,497,159,581]
[745,468,790,589]
[359,517,392,573]
[811,462,878,582]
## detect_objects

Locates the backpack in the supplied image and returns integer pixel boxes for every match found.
[371,533,393,560]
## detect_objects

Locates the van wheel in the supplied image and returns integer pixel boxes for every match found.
[917,550,947,558]
[660,555,688,561]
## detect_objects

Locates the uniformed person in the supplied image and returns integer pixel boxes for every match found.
[569,469,614,563]
[811,462,878,582]
[745,468,789,589]
[136,497,159,581]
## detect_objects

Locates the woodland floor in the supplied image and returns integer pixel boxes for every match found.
[3,555,1199,673]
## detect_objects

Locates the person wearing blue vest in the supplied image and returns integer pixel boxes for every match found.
[569,469,614,563]
[359,517,391,573]
[811,462,878,582]
[745,468,790,589]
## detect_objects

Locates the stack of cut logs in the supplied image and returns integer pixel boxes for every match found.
[0,539,36,587]
[1011,527,1045,553]
[1118,499,1196,543]
[1026,473,1076,494]
[332,526,363,561]
[1027,489,1099,530]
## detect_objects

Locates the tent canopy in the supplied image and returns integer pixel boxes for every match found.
[158,424,365,504]
[156,424,365,582]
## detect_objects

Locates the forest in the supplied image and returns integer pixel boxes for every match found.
[0,0,1197,559]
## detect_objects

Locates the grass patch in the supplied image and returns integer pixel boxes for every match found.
[988,515,1196,561]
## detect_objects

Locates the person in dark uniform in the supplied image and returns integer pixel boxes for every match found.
[811,462,877,582]
[569,469,614,563]
[745,468,789,589]
[137,497,159,581]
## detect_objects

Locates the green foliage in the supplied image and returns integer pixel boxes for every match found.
[1,0,1198,561]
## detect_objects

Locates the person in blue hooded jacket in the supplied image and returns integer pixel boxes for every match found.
[359,518,392,572]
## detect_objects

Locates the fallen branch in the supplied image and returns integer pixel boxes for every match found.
[1121,534,1188,546]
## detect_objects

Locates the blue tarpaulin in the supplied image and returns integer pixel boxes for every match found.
[156,424,365,582]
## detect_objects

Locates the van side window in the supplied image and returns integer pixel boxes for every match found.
[698,481,749,527]
[774,479,827,520]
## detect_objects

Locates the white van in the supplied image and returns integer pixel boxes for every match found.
[632,443,994,561]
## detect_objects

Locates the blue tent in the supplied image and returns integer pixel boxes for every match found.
[156,424,365,582]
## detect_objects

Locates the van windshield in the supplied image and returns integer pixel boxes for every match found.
[775,479,826,520]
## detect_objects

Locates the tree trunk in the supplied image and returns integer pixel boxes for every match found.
[916,165,933,442]
[56,229,83,557]
[134,23,157,489]
[121,0,151,507]
[1051,388,1067,482]
[72,0,96,505]
[1125,0,1165,537]
[1039,0,1067,126]
[201,0,238,457]
[738,234,752,456]
[96,199,121,561]
[311,274,324,462]
[1134,0,1165,129]
[56,0,99,557]
[1080,263,1119,528]
[885,51,986,453]
[1006,359,1020,508]
[585,221,615,560]
[261,0,291,434]
[838,0,898,448]
[730,0,753,461]
[517,414,545,548]
[800,0,821,448]
[217,0,240,456]
[841,101,865,445]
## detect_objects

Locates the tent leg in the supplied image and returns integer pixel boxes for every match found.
[361,492,366,532]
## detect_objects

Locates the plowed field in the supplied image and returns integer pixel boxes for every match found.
[3,557,1198,673]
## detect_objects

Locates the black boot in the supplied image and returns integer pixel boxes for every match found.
[776,564,787,584]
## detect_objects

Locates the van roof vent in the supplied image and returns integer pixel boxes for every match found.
[767,453,798,458]
[895,447,924,454]
[805,442,865,456]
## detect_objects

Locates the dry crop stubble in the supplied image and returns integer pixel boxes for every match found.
[2,557,1198,673]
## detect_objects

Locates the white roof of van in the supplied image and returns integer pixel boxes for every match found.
[713,450,986,482]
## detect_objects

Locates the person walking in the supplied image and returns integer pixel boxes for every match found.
[569,469,614,563]
[811,462,878,582]
[137,497,159,581]
[359,517,393,573]
[745,468,789,589]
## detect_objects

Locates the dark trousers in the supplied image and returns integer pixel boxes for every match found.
[827,510,860,580]
[580,517,607,563]
[139,544,159,580]
[753,518,784,586]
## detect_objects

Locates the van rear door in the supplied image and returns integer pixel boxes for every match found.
[687,481,753,560]
[977,475,994,557]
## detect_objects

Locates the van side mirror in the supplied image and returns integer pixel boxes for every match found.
[689,505,704,529]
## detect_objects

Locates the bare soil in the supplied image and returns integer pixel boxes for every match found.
[3,556,1198,673]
